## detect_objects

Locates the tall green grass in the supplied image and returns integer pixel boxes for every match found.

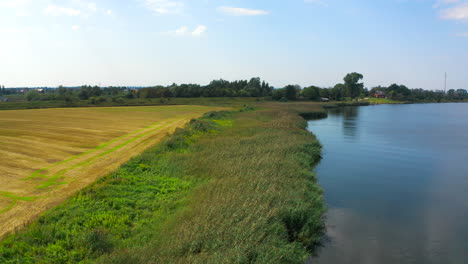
[0,104,325,264]
[365,98,405,104]
[322,101,371,109]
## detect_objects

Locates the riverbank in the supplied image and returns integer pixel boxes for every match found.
[0,103,326,263]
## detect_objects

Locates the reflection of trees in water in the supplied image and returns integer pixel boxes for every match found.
[342,107,359,139]
[327,108,343,117]
[328,107,360,139]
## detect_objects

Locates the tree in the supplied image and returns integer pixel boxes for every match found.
[319,88,330,98]
[387,84,411,100]
[78,85,102,100]
[447,89,456,100]
[284,85,299,100]
[456,89,467,100]
[330,84,345,100]
[261,80,273,96]
[26,90,40,101]
[272,89,285,100]
[245,77,262,97]
[302,86,320,100]
[343,72,364,100]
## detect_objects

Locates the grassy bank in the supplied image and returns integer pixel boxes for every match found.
[364,98,406,104]
[0,103,326,263]
[322,101,371,109]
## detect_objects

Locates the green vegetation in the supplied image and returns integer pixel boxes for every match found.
[0,97,261,111]
[369,84,468,102]
[271,73,467,103]
[2,73,467,111]
[365,98,405,104]
[273,72,364,101]
[343,72,364,99]
[0,103,326,264]
[322,101,371,109]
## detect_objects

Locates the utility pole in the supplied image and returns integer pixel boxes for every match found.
[444,72,447,92]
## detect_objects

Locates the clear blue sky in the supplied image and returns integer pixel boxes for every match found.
[1,0,467,90]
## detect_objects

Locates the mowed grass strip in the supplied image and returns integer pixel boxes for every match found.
[0,105,224,239]
[0,103,326,264]
[30,119,181,189]
[25,120,170,180]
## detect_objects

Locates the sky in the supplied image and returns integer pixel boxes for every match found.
[0,0,467,90]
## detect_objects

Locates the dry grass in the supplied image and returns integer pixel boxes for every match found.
[0,105,225,238]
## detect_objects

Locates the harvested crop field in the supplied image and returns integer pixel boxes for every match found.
[0,105,225,238]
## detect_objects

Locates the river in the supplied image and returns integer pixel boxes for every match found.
[308,103,468,264]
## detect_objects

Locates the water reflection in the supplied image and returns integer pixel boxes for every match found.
[327,107,360,140]
[308,103,468,264]
[342,107,359,140]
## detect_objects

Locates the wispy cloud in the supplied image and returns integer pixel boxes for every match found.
[44,5,81,16]
[162,25,207,37]
[440,2,468,21]
[304,0,327,6]
[433,0,461,9]
[191,25,207,36]
[143,0,184,14]
[218,6,269,16]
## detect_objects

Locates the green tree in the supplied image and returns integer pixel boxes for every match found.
[343,72,364,100]
[245,77,262,97]
[330,84,345,100]
[272,89,285,100]
[302,86,320,100]
[26,90,40,101]
[284,85,299,100]
[456,89,467,100]
[319,88,330,98]
[447,89,456,100]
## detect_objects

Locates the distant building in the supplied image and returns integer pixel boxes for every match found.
[374,91,386,98]
[0,96,8,102]
[35,89,45,93]
[321,97,330,102]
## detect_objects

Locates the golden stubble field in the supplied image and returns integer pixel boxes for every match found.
[0,105,225,238]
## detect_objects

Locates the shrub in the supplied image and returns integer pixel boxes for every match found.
[85,228,114,254]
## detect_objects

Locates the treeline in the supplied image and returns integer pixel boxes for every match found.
[0,86,13,95]
[1,74,467,103]
[272,73,468,102]
[273,72,365,101]
[139,78,272,98]
[1,78,272,103]
[369,84,468,102]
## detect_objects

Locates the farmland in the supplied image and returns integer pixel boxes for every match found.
[0,105,225,238]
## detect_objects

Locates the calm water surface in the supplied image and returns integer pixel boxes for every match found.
[308,103,468,264]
